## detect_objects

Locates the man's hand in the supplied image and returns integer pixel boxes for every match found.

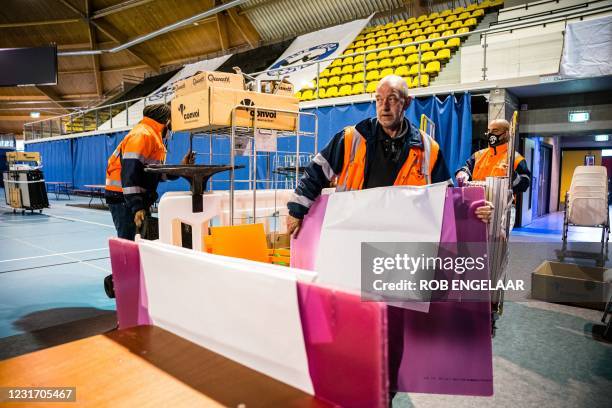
[455,171,469,185]
[474,201,494,224]
[134,209,146,229]
[181,151,196,165]
[287,214,303,238]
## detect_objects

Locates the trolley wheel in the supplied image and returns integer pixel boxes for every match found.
[39,209,43,214]
[13,208,16,214]
[21,210,25,215]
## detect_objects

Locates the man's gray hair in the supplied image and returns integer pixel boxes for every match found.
[376,75,411,101]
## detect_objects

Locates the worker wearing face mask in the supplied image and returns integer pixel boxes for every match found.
[104,103,194,240]
[455,118,531,194]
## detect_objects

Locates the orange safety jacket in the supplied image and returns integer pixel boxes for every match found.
[471,142,525,181]
[336,126,440,191]
[105,117,167,212]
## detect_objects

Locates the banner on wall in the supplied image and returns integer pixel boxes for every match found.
[257,16,372,91]
[98,55,232,130]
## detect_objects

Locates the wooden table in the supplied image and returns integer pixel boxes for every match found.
[0,325,328,407]
[45,181,72,200]
[83,184,106,207]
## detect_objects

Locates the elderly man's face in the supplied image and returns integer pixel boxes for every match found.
[375,83,407,130]
[487,122,509,143]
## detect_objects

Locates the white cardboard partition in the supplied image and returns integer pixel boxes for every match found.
[315,183,447,292]
[137,239,316,394]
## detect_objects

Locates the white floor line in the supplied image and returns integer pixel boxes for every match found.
[10,238,111,273]
[0,248,108,263]
[0,204,114,228]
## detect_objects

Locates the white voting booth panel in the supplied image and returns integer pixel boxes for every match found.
[158,189,294,250]
[315,183,448,292]
[138,239,316,394]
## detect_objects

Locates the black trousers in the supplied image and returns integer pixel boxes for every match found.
[108,202,136,241]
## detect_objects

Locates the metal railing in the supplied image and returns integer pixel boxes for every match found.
[23,1,611,141]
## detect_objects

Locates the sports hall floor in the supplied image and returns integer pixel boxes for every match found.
[0,189,610,407]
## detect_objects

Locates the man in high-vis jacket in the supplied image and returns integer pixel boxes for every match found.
[455,118,531,193]
[286,75,493,237]
[105,104,193,240]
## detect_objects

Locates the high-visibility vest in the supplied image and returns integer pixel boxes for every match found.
[336,126,440,191]
[472,142,524,181]
[105,117,167,193]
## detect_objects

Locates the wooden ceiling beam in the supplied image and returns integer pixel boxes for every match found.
[0,115,56,121]
[92,0,157,19]
[35,86,72,113]
[0,19,80,29]
[226,7,260,48]
[86,0,104,97]
[215,11,230,51]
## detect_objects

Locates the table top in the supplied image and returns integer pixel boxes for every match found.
[83,184,106,189]
[0,325,328,408]
[45,181,71,185]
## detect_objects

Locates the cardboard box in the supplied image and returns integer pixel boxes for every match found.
[172,71,244,97]
[531,261,611,310]
[261,80,295,96]
[172,87,299,132]
[267,232,291,249]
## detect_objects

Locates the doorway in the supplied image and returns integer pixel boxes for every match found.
[537,144,552,217]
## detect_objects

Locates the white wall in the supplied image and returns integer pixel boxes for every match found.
[498,0,610,22]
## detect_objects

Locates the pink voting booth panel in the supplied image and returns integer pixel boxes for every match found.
[297,282,388,408]
[108,238,151,329]
[291,195,329,271]
[398,187,494,396]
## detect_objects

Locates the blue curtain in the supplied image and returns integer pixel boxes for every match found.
[71,131,128,189]
[26,139,73,184]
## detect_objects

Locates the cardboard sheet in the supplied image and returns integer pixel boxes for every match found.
[137,239,315,394]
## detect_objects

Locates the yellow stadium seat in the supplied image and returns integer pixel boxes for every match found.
[404,46,418,56]
[330,59,342,67]
[366,44,377,51]
[412,74,429,87]
[340,65,353,75]
[435,48,451,61]
[366,81,378,93]
[415,35,427,42]
[365,70,380,82]
[429,12,440,20]
[399,31,412,39]
[401,37,414,46]
[352,83,365,95]
[390,47,404,57]
[301,89,314,101]
[420,42,432,51]
[445,15,458,23]
[386,28,398,35]
[342,56,354,66]
[352,72,365,84]
[409,64,426,76]
[428,32,441,40]
[446,37,461,48]
[432,17,444,25]
[389,40,401,47]
[440,10,451,17]
[366,51,378,61]
[387,33,399,42]
[340,74,353,84]
[325,86,339,98]
[379,67,394,78]
[375,30,386,37]
[375,36,388,44]
[355,46,366,53]
[352,63,365,73]
[450,21,463,30]
[458,12,471,20]
[391,55,406,67]
[436,23,450,33]
[366,60,379,70]
[422,51,436,62]
[327,76,341,87]
[417,14,428,22]
[378,42,389,49]
[315,88,325,99]
[320,68,331,78]
[354,40,366,48]
[397,25,409,33]
[377,50,390,60]
[342,48,354,56]
[365,38,376,46]
[406,53,419,64]
[395,19,406,26]
[353,54,365,64]
[384,22,395,29]
[408,22,420,30]
[456,27,469,35]
[405,17,417,25]
[412,28,423,36]
[471,9,485,18]
[467,4,478,11]
[365,32,376,39]
[424,26,436,35]
[424,61,441,75]
[378,58,392,69]
[402,76,412,86]
[339,84,352,96]
[355,34,365,41]
[453,6,465,14]
[318,77,328,87]
[463,18,477,28]
[420,20,432,29]
[330,66,342,76]
[441,30,455,37]
[394,65,409,77]
[432,40,446,50]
